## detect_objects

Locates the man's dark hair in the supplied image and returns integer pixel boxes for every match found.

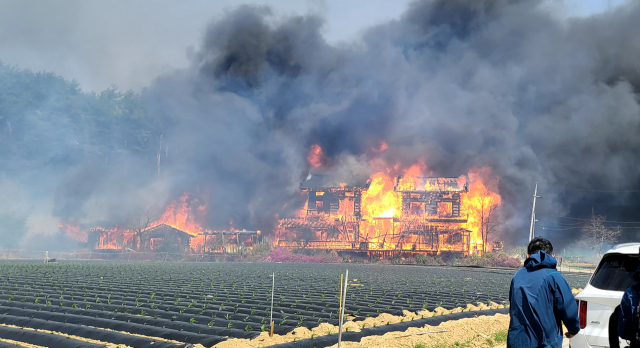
[528,237,553,255]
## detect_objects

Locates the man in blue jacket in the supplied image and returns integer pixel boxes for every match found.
[618,265,640,347]
[508,237,580,348]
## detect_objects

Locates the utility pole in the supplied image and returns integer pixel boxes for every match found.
[529,183,542,241]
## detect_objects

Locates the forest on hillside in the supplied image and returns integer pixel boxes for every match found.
[0,62,159,175]
[0,63,164,249]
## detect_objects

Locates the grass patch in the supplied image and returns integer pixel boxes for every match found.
[494,329,508,343]
[486,330,508,346]
[428,337,475,348]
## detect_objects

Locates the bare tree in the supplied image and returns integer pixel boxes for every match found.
[475,188,502,254]
[583,214,621,256]
[130,205,159,251]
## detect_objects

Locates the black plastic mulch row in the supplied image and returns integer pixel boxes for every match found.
[0,342,29,348]
[0,300,297,335]
[0,324,105,348]
[0,340,30,348]
[266,308,511,348]
[0,292,391,326]
[0,303,262,341]
[0,314,180,348]
[0,306,226,346]
[0,289,344,321]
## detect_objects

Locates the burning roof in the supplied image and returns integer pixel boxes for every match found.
[145,223,192,238]
[299,173,370,191]
[394,176,468,193]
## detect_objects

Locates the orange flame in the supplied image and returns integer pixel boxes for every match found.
[92,226,130,250]
[59,222,87,243]
[280,152,502,256]
[307,144,327,168]
[150,193,207,236]
[361,173,401,219]
[372,141,388,153]
[461,168,501,251]
[395,161,431,191]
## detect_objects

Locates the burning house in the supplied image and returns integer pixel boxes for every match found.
[200,230,261,254]
[277,173,369,249]
[64,154,498,258]
[139,224,192,252]
[85,224,261,254]
[86,224,192,252]
[390,176,471,254]
[277,173,474,256]
[79,193,261,254]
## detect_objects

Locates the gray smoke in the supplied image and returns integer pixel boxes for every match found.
[4,0,640,249]
[141,0,640,246]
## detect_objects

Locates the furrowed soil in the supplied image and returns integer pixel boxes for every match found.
[0,338,46,348]
[0,262,590,347]
[0,323,135,348]
[213,312,510,348]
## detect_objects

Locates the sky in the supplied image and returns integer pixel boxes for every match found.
[0,0,629,92]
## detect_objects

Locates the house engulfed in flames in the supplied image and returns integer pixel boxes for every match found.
[74,193,262,254]
[276,173,474,256]
[86,224,261,254]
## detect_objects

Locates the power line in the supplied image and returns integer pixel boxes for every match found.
[546,222,584,228]
[553,187,640,193]
[569,202,640,206]
[537,226,580,231]
[538,225,640,231]
[553,216,640,224]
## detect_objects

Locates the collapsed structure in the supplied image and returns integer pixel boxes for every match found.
[86,224,260,254]
[276,173,473,256]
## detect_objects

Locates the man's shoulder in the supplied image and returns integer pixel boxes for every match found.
[512,266,527,278]
[626,283,640,297]
[511,267,562,289]
[513,266,557,277]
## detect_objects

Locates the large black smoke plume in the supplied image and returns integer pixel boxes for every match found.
[3,0,640,249]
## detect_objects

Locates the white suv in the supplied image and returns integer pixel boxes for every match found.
[570,243,640,348]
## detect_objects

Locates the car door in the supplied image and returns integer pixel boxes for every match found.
[580,253,640,347]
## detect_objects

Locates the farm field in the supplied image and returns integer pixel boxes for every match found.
[0,262,591,347]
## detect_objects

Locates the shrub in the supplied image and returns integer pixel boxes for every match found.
[250,241,272,258]
[435,252,521,268]
[262,248,342,263]
[507,246,528,259]
[415,254,446,266]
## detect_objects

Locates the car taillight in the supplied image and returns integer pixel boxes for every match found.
[578,300,587,329]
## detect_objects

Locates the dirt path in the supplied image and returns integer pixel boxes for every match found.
[213,312,510,348]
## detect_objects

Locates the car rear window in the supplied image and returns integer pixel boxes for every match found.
[590,253,640,291]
